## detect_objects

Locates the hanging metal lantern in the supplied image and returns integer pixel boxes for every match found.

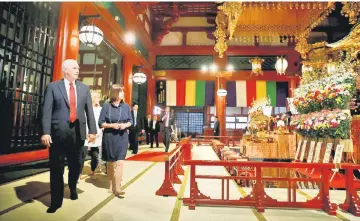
[250,57,264,76]
[301,63,313,74]
[275,56,288,75]
[326,60,337,75]
[79,17,104,47]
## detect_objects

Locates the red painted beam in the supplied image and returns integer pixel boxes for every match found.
[0,149,49,167]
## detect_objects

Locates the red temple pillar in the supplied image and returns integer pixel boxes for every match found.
[123,56,133,105]
[215,77,226,137]
[53,2,80,81]
[214,55,227,137]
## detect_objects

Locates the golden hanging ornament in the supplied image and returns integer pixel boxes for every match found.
[218,2,243,40]
[214,11,228,58]
[342,2,360,24]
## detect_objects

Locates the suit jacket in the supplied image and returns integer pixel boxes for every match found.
[214,120,219,136]
[130,110,143,132]
[161,112,175,130]
[42,79,97,140]
[144,117,152,132]
[150,120,160,133]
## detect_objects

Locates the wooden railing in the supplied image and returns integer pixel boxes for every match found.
[182,160,360,216]
[155,137,191,196]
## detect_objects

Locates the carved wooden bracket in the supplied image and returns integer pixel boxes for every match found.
[154,3,180,45]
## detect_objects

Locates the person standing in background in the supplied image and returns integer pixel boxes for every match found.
[213,116,219,137]
[162,107,175,152]
[129,103,144,154]
[83,91,103,178]
[144,113,152,145]
[41,59,97,213]
[150,115,160,148]
[98,84,132,196]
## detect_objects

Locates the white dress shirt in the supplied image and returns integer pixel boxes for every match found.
[64,78,77,108]
[134,111,137,126]
[162,112,169,127]
[152,120,156,130]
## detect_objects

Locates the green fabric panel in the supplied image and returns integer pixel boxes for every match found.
[266,81,277,107]
[195,81,206,106]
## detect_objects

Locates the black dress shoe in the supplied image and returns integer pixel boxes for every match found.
[47,205,61,213]
[70,192,78,200]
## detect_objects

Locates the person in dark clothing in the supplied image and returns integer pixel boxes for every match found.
[144,113,152,145]
[98,84,132,197]
[161,106,175,152]
[129,103,144,154]
[213,116,220,137]
[41,59,97,213]
[150,115,160,148]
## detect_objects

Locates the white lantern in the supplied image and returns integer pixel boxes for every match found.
[275,56,288,75]
[79,25,104,47]
[217,88,227,97]
[133,72,147,84]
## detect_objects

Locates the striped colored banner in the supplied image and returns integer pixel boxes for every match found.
[236,81,247,107]
[266,81,277,107]
[205,81,215,106]
[276,82,289,106]
[256,80,267,100]
[185,80,196,106]
[195,81,205,106]
[226,81,236,107]
[176,80,186,106]
[246,80,257,106]
[164,80,288,107]
[166,80,177,106]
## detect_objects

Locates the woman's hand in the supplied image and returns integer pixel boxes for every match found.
[112,123,121,130]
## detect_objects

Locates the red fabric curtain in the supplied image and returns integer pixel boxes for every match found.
[176,80,186,106]
[246,80,257,106]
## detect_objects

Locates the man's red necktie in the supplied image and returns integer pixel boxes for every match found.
[69,82,77,122]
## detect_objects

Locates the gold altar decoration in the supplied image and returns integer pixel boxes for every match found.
[214,1,335,57]
[214,11,228,58]
[297,21,360,85]
[218,2,243,40]
[295,35,312,60]
[250,57,264,76]
[341,2,360,24]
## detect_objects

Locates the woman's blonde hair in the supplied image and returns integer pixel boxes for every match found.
[91,90,101,105]
[109,84,125,102]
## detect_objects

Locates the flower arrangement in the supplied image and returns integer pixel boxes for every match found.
[293,72,356,114]
[291,109,351,139]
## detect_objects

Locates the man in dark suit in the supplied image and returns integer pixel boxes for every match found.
[213,116,220,137]
[150,115,160,148]
[41,59,97,213]
[144,113,152,145]
[129,103,143,154]
[161,106,175,152]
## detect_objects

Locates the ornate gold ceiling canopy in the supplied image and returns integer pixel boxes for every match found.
[214,1,336,57]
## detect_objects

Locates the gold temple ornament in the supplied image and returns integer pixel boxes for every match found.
[250,57,265,76]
